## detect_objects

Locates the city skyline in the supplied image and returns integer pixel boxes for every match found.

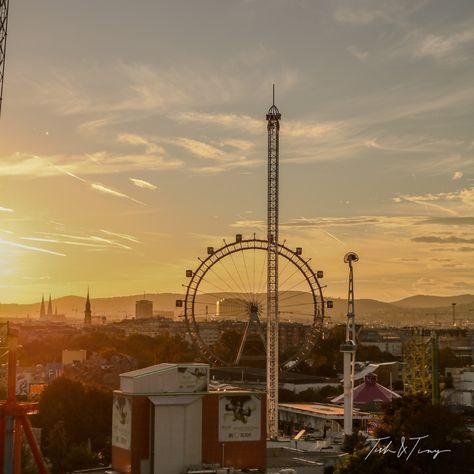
[1,0,474,303]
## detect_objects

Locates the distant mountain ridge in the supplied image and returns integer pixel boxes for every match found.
[0,292,473,323]
[391,294,474,308]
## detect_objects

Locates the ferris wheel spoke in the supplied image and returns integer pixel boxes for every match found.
[198,261,252,298]
[279,302,315,310]
[226,248,254,302]
[191,283,235,303]
[216,252,250,300]
[279,289,312,302]
[278,254,293,282]
[201,258,248,297]
[239,244,253,297]
[279,263,303,288]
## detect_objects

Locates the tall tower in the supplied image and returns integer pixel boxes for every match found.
[266,85,281,439]
[84,289,92,325]
[340,252,358,435]
[39,295,46,319]
[47,294,53,318]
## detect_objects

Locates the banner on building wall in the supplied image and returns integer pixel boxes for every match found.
[219,395,261,442]
[112,395,132,450]
[176,366,208,393]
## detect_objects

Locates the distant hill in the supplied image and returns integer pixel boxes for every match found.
[391,294,474,309]
[1,292,473,324]
[0,293,184,320]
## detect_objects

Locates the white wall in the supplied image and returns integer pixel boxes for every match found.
[153,397,202,474]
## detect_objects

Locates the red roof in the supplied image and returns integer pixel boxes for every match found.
[332,373,400,404]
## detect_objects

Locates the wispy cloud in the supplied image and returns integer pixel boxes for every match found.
[412,27,474,63]
[130,178,157,190]
[36,231,136,250]
[0,152,182,177]
[396,187,474,205]
[175,111,339,140]
[0,238,66,257]
[325,231,345,245]
[412,235,474,244]
[452,171,463,181]
[421,217,474,226]
[118,133,165,154]
[100,229,141,243]
[91,183,145,205]
[175,112,263,134]
[394,187,474,216]
[0,207,13,213]
[333,0,428,25]
[176,138,227,161]
[346,45,369,62]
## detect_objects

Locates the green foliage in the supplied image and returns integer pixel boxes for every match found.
[47,421,70,474]
[20,329,198,369]
[342,431,367,454]
[20,334,72,365]
[38,377,112,463]
[279,384,342,403]
[213,330,241,363]
[439,347,470,372]
[335,394,474,474]
[302,326,399,377]
[356,344,397,363]
[47,421,99,474]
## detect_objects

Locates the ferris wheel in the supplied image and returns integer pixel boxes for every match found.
[177,234,330,370]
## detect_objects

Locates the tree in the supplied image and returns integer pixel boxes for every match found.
[37,377,112,464]
[47,422,69,474]
[335,394,474,474]
[213,330,241,362]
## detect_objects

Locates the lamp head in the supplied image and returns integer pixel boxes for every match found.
[344,252,359,263]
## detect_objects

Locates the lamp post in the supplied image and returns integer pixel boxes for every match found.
[340,252,359,436]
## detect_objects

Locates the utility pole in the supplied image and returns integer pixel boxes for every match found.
[451,303,456,326]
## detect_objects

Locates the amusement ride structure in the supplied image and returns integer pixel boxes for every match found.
[179,88,331,438]
[0,325,48,473]
[340,252,358,436]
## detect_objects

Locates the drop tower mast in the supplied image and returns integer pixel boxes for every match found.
[266,85,281,439]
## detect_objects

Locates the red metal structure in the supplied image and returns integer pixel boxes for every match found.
[0,324,48,473]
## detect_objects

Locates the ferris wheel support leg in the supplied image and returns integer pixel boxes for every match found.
[235,320,251,365]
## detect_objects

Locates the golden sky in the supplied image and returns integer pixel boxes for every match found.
[1,0,473,303]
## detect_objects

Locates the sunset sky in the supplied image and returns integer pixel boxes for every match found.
[1,0,473,304]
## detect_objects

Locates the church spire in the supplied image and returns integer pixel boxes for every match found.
[84,288,92,325]
[47,294,53,318]
[40,294,46,319]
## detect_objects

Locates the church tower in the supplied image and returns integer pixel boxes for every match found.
[39,294,46,319]
[84,289,92,325]
[47,294,53,318]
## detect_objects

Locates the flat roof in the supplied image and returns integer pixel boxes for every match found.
[279,403,371,420]
[120,363,208,378]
